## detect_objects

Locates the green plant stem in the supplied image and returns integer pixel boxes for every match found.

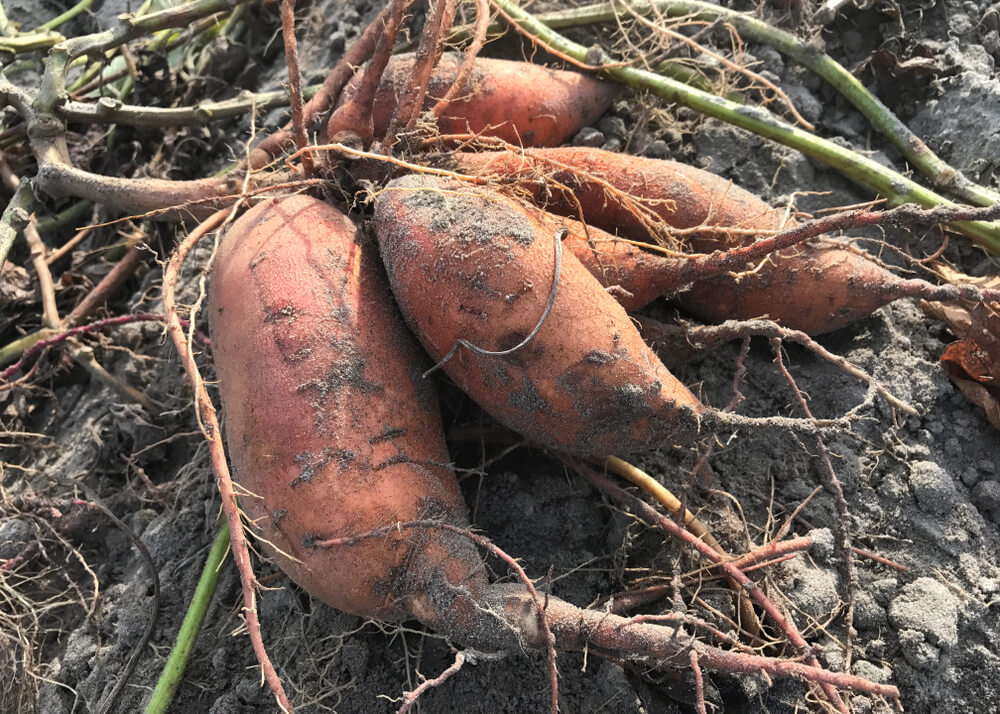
[0,31,66,53]
[193,0,246,76]
[102,3,248,148]
[3,58,41,75]
[0,181,33,269]
[0,1,13,37]
[67,58,104,94]
[37,0,95,32]
[60,0,240,58]
[69,11,223,98]
[145,522,230,714]
[60,84,322,126]
[531,0,1000,208]
[490,0,1000,253]
[64,0,154,97]
[0,328,56,368]
[36,0,243,114]
[35,199,92,234]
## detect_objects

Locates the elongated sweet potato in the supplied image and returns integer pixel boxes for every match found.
[336,52,620,147]
[207,195,486,630]
[373,175,705,457]
[453,148,901,334]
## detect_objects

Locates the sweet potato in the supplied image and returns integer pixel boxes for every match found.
[205,197,896,708]
[207,195,486,630]
[335,52,620,147]
[373,174,705,457]
[453,148,901,334]
[542,212,685,313]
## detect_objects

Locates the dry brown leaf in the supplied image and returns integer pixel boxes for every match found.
[921,265,1000,430]
[940,365,1000,430]
[0,262,35,305]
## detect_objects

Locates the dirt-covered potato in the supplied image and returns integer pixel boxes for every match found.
[336,52,620,147]
[208,195,487,631]
[373,175,705,457]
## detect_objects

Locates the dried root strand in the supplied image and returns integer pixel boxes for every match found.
[396,650,470,714]
[314,518,899,708]
[279,0,313,173]
[248,0,395,168]
[770,340,859,671]
[384,0,455,145]
[431,0,490,117]
[572,462,858,713]
[162,208,293,713]
[325,0,413,146]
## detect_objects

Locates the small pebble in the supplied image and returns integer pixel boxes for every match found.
[780,83,823,124]
[211,646,229,672]
[774,556,839,621]
[888,577,959,650]
[959,553,982,583]
[597,116,627,138]
[841,30,865,56]
[972,480,1000,512]
[853,590,887,631]
[897,629,941,670]
[908,461,957,515]
[0,518,33,560]
[235,678,261,703]
[601,136,624,153]
[329,31,346,54]
[572,127,604,147]
[982,30,1000,56]
[660,127,683,144]
[850,695,873,714]
[807,527,835,562]
[642,139,669,159]
[980,578,1000,594]
[961,467,981,488]
[949,12,974,36]
[754,45,784,76]
[853,660,894,685]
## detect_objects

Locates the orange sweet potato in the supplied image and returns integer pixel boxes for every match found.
[207,195,486,629]
[336,52,620,147]
[204,194,901,708]
[372,175,705,457]
[540,212,685,313]
[453,148,901,335]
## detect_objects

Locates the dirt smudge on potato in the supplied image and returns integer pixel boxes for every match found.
[508,380,548,415]
[370,426,407,444]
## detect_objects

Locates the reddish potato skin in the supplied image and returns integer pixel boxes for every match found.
[373,176,704,457]
[543,212,682,313]
[455,148,898,334]
[208,195,485,625]
[336,53,619,147]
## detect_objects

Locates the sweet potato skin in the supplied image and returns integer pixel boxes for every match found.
[544,212,682,313]
[373,176,704,457]
[337,53,619,147]
[454,148,898,334]
[208,195,485,623]
[452,147,779,246]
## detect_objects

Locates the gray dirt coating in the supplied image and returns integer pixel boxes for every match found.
[4,1,1000,713]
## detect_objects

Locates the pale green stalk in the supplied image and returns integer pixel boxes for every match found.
[533,0,1000,208]
[491,0,1000,253]
[145,523,230,714]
